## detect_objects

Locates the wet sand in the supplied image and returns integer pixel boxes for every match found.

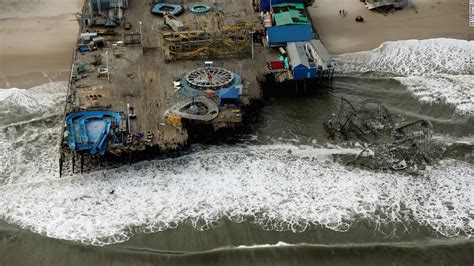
[1,219,474,266]
[0,0,82,88]
[309,0,473,54]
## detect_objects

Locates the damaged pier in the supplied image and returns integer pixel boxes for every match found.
[59,0,334,175]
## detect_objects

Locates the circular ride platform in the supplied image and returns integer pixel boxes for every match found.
[185,67,234,90]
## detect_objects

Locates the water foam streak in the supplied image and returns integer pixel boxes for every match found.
[0,145,472,246]
[0,76,472,246]
[0,82,66,184]
[335,39,474,114]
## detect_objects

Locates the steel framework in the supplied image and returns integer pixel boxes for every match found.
[159,13,255,61]
[326,97,433,171]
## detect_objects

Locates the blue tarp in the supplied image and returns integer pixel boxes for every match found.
[267,25,313,47]
[260,0,305,12]
[219,88,240,99]
[219,88,240,106]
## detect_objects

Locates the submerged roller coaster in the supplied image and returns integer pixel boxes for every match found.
[326,98,434,171]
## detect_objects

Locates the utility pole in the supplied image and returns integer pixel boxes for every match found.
[249,30,255,59]
[138,21,143,46]
[105,50,110,80]
[88,0,93,19]
[127,103,131,134]
[118,0,123,20]
[97,0,101,14]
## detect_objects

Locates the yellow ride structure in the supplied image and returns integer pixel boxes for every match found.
[159,12,255,62]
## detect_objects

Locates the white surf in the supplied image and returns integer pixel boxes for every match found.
[1,40,473,246]
[335,38,474,114]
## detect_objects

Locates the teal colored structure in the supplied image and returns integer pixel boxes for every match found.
[151,3,184,16]
[189,3,211,13]
[272,3,310,26]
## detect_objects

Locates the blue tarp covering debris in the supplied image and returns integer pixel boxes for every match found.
[267,25,313,47]
[65,111,122,156]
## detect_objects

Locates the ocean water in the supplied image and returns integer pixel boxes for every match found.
[0,39,473,265]
[335,38,474,114]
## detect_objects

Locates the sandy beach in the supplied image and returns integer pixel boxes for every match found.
[0,0,472,88]
[309,0,473,54]
[0,0,83,88]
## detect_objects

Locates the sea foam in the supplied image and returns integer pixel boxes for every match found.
[0,81,67,116]
[0,82,66,184]
[0,73,472,246]
[335,39,474,114]
[394,75,474,115]
[0,144,472,246]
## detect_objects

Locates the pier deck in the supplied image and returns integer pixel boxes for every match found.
[61,0,277,172]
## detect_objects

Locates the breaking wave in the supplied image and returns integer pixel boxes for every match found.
[0,77,472,246]
[394,75,474,115]
[0,81,67,112]
[0,142,472,245]
[0,81,67,124]
[0,82,66,184]
[335,39,473,76]
[335,38,474,114]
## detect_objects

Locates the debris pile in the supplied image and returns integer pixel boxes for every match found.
[326,98,433,171]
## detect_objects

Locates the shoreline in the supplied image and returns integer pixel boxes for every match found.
[0,70,70,89]
[0,0,473,88]
[0,13,79,87]
[309,0,473,54]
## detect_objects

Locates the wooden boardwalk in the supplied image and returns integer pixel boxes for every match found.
[59,0,279,174]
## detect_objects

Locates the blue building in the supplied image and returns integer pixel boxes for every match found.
[286,42,317,80]
[267,25,314,47]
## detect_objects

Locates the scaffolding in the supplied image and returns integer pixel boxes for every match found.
[326,98,434,171]
[159,13,255,61]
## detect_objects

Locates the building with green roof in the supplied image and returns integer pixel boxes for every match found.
[272,3,310,26]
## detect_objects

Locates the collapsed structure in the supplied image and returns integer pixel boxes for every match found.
[326,98,433,171]
[364,0,409,10]
[59,0,334,175]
